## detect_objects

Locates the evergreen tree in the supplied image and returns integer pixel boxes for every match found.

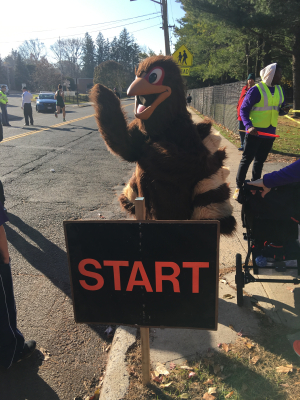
[103,39,111,62]
[110,37,120,63]
[118,28,133,70]
[0,56,6,83]
[82,33,95,78]
[95,32,106,66]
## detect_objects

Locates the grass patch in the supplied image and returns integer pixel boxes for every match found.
[191,108,300,163]
[124,324,300,400]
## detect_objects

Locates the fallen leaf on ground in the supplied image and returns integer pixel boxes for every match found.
[203,393,216,400]
[188,372,196,378]
[294,382,300,385]
[250,356,260,364]
[160,381,173,388]
[280,384,289,387]
[225,391,234,398]
[220,279,227,284]
[38,347,51,361]
[208,387,217,394]
[229,325,235,331]
[180,394,189,399]
[223,294,234,299]
[222,343,232,353]
[180,365,193,370]
[204,379,213,385]
[276,365,293,373]
[245,342,254,349]
[286,287,294,292]
[151,373,163,383]
[169,362,176,370]
[105,345,111,352]
[156,362,169,375]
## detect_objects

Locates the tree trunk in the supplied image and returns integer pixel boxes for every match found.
[292,28,300,117]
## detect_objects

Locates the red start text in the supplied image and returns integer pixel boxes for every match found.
[78,259,209,293]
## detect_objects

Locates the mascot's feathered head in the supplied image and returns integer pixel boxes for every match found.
[127,55,188,123]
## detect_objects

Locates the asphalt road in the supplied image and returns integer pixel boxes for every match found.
[0,95,136,399]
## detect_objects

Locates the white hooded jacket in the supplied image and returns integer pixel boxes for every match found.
[260,63,277,87]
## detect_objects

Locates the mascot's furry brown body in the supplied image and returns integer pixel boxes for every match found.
[91,56,236,235]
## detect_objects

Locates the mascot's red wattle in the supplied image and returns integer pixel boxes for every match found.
[90,55,236,235]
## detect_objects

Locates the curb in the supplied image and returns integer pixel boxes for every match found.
[100,326,137,400]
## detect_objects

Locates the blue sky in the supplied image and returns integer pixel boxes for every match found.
[1,0,185,60]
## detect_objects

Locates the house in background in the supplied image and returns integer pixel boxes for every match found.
[75,78,93,94]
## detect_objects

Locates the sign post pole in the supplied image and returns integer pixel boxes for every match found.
[135,197,151,385]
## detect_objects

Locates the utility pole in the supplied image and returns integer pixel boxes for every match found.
[130,0,171,56]
[161,0,170,55]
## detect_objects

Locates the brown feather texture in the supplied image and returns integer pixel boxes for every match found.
[90,55,236,234]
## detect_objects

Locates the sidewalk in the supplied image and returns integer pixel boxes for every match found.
[100,109,300,400]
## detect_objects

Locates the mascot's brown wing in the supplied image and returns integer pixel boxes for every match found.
[90,84,146,162]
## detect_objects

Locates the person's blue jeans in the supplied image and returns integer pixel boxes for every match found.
[238,120,245,148]
[0,105,9,126]
[0,260,25,368]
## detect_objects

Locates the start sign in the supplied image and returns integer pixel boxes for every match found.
[64,220,219,330]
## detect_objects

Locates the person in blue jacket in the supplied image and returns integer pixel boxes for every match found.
[0,202,36,368]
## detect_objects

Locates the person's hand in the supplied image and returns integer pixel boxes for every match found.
[248,127,258,136]
[248,179,271,198]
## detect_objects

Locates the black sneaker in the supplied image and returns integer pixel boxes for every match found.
[16,340,36,362]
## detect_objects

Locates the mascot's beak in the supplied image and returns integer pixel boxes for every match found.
[127,77,171,120]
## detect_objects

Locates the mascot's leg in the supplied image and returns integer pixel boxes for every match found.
[119,171,138,216]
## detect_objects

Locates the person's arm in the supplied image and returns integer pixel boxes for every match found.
[61,91,64,100]
[263,158,300,188]
[21,93,24,109]
[240,86,262,135]
[249,158,300,197]
[0,225,9,264]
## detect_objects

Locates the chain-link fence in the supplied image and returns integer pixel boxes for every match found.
[189,80,249,135]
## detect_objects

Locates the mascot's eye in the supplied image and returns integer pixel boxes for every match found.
[147,68,163,85]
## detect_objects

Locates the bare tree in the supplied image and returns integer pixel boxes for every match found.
[50,38,83,78]
[19,39,46,62]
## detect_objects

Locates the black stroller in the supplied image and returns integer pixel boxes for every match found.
[235,181,300,306]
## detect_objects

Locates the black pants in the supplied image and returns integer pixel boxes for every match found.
[236,134,275,188]
[24,103,33,125]
[0,180,5,206]
[238,120,245,147]
[0,261,25,368]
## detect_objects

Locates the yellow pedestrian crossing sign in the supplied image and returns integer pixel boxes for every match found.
[173,45,193,67]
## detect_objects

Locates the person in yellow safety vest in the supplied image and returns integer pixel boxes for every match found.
[0,86,10,127]
[233,63,286,200]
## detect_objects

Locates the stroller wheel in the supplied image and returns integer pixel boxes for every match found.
[235,253,244,306]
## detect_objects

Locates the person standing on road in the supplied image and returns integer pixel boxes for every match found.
[233,63,285,200]
[54,84,66,121]
[236,73,255,151]
[0,202,36,368]
[21,87,33,127]
[186,93,192,106]
[0,86,11,127]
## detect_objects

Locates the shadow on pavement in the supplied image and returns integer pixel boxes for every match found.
[0,352,59,399]
[5,213,107,339]
[7,115,23,121]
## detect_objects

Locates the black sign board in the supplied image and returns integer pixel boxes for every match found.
[64,220,219,330]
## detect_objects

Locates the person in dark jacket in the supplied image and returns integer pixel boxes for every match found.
[236,73,255,151]
[0,202,36,368]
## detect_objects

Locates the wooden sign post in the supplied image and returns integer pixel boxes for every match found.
[135,197,151,385]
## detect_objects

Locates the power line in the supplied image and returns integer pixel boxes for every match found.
[18,12,161,35]
[0,16,161,44]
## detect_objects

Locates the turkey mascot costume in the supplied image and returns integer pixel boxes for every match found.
[90,56,236,235]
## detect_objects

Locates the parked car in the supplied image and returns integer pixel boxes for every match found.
[36,92,56,113]
[0,84,9,95]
